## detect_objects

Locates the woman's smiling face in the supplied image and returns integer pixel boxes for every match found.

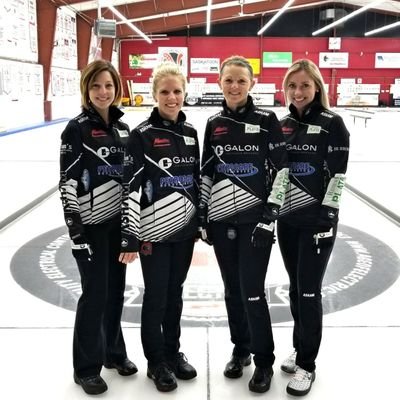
[286,69,318,115]
[218,64,255,111]
[154,75,185,122]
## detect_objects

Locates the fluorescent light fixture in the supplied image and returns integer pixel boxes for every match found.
[108,5,152,43]
[365,20,400,36]
[257,0,296,35]
[312,0,386,36]
[206,0,212,35]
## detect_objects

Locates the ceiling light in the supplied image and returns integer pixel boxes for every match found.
[365,20,400,36]
[206,0,212,35]
[108,5,152,43]
[312,0,386,36]
[257,0,296,35]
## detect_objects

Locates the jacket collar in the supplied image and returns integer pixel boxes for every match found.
[289,100,325,121]
[85,105,124,124]
[222,95,255,117]
[149,107,186,126]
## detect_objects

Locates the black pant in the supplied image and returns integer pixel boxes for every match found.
[210,222,275,368]
[139,238,195,367]
[73,220,127,377]
[277,220,337,372]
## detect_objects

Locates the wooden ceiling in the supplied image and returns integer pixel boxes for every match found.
[53,0,400,38]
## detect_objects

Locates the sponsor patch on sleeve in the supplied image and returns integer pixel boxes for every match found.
[307,125,321,134]
[245,123,260,133]
[183,136,196,145]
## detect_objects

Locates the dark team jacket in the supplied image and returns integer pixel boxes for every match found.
[59,106,130,241]
[279,101,350,226]
[120,107,200,252]
[200,96,289,225]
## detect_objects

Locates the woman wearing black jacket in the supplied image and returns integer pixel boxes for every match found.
[278,59,350,396]
[59,60,137,395]
[121,62,199,392]
[199,56,289,393]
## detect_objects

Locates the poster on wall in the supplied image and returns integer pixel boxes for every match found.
[50,67,80,97]
[375,53,400,68]
[0,0,38,62]
[52,7,77,69]
[263,52,292,68]
[190,58,220,74]
[319,52,349,68]
[158,47,188,76]
[0,59,43,99]
[129,54,158,69]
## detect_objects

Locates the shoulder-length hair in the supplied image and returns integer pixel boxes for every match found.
[282,59,330,109]
[80,59,123,109]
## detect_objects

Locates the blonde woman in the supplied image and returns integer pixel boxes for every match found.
[278,59,350,396]
[121,62,200,392]
[199,56,289,393]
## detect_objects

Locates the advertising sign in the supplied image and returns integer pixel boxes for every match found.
[190,58,220,74]
[319,52,349,68]
[262,52,292,68]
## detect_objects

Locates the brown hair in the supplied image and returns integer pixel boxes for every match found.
[282,59,330,109]
[219,55,254,80]
[80,59,123,109]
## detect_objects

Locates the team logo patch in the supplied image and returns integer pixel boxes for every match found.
[140,242,152,256]
[81,169,90,191]
[144,180,153,202]
[213,126,228,136]
[116,129,129,138]
[245,124,260,133]
[282,127,294,134]
[307,125,321,134]
[183,136,196,146]
[91,129,107,137]
[153,138,171,147]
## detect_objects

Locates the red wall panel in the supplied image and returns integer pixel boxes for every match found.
[120,36,400,106]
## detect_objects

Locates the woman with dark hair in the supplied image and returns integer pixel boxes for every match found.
[59,59,137,395]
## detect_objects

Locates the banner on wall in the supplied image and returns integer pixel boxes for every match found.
[190,58,220,74]
[375,53,400,68]
[158,47,188,75]
[263,52,292,68]
[319,52,348,68]
[129,54,158,69]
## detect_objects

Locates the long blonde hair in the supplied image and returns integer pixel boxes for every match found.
[282,59,330,109]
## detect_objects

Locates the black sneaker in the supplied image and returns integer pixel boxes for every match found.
[147,362,177,392]
[248,366,274,393]
[104,358,138,376]
[224,354,252,378]
[73,372,108,395]
[166,352,197,380]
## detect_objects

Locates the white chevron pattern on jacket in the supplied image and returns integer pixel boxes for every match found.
[208,178,261,221]
[280,181,319,216]
[80,180,121,224]
[140,192,196,241]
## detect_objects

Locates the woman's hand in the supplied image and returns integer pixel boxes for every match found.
[119,252,138,264]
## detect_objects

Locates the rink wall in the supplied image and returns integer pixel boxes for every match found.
[120,36,400,107]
